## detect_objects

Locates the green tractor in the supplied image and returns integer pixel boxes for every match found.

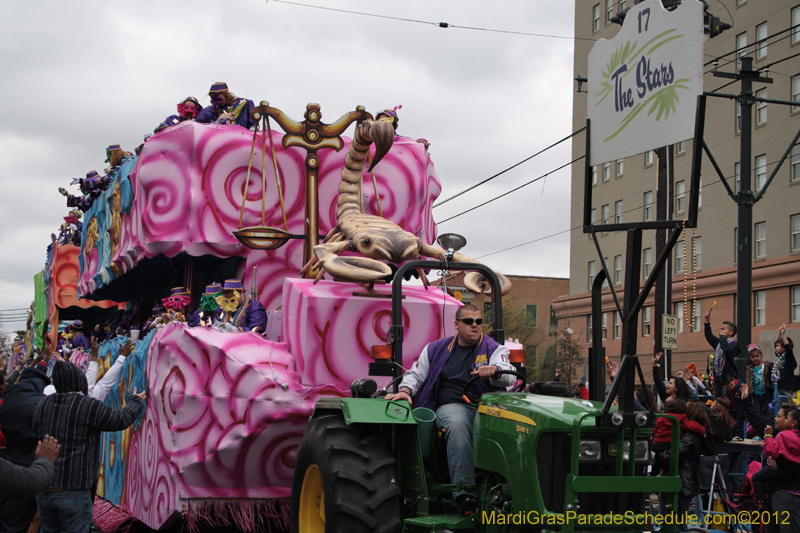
[290,258,688,533]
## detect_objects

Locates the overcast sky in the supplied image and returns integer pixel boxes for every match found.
[0,0,577,332]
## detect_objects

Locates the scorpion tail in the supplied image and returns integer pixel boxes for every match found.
[367,120,396,172]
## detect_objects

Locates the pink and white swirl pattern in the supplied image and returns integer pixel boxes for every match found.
[81,122,442,312]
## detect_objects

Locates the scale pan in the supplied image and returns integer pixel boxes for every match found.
[233,226,291,250]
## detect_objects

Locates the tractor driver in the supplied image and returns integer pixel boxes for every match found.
[385,304,515,514]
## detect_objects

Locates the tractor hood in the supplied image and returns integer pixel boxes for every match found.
[477,392,604,432]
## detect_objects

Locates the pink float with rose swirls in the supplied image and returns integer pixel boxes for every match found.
[76,119,463,530]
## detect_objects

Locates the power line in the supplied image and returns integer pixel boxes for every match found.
[704,27,798,75]
[433,128,584,208]
[474,154,787,260]
[437,156,583,225]
[703,17,798,67]
[269,0,597,42]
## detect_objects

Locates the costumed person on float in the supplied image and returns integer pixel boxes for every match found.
[155,96,203,132]
[58,171,106,213]
[188,283,221,327]
[69,320,91,352]
[161,287,191,324]
[212,279,267,333]
[195,82,256,129]
[142,304,165,333]
[104,144,133,173]
[55,209,83,247]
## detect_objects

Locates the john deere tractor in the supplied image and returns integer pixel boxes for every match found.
[290,258,689,533]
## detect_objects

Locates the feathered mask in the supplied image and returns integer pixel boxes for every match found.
[200,293,220,313]
[216,291,240,313]
[162,294,191,311]
[177,102,201,118]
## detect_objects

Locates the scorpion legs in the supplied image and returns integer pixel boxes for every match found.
[311,240,393,282]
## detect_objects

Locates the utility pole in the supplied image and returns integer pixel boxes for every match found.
[711,56,772,373]
[653,145,674,377]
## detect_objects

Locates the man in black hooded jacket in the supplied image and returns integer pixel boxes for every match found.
[0,360,51,533]
[33,360,145,533]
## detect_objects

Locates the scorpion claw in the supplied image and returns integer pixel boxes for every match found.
[320,256,393,282]
[463,271,512,296]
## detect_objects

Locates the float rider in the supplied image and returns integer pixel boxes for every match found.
[385,304,515,514]
[195,82,256,130]
[213,279,267,333]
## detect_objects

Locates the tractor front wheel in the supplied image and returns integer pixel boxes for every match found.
[290,414,400,533]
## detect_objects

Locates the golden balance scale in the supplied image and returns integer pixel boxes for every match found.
[232,102,376,278]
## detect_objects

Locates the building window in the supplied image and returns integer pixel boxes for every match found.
[676,180,686,213]
[695,237,702,270]
[642,307,651,337]
[675,301,685,334]
[588,261,596,290]
[677,141,686,153]
[755,221,767,259]
[602,204,610,225]
[619,0,626,11]
[613,311,620,339]
[601,312,608,340]
[756,154,767,191]
[526,305,537,327]
[735,162,741,192]
[603,162,611,182]
[756,22,768,59]
[698,176,703,208]
[792,76,800,111]
[792,214,800,252]
[793,7,800,44]
[587,315,593,340]
[692,300,701,332]
[591,208,597,225]
[793,286,800,322]
[735,100,741,132]
[615,200,623,223]
[736,32,747,69]
[792,146,800,182]
[644,190,653,221]
[643,247,653,279]
[613,254,622,285]
[756,89,767,124]
[645,150,654,166]
[606,0,614,22]
[616,159,624,176]
[675,241,684,274]
[734,227,738,264]
[755,290,766,326]
[593,4,600,32]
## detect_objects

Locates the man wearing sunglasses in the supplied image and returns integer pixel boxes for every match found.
[385,304,515,513]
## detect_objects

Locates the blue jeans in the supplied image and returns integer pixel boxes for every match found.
[435,403,477,496]
[36,490,93,533]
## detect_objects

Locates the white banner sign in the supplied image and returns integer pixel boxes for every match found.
[588,0,704,166]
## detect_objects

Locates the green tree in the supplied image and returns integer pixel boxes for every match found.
[483,298,543,383]
[539,322,585,389]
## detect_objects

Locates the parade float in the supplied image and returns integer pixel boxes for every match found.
[31,101,507,531]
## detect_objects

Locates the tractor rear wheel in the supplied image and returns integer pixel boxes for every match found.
[290,413,400,533]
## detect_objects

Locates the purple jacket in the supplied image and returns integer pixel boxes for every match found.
[400,334,514,411]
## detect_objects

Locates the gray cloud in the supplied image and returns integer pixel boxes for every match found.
[0,0,576,331]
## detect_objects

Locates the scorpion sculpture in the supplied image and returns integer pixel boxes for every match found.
[301,109,511,295]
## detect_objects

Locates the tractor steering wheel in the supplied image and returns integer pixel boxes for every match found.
[461,369,527,404]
